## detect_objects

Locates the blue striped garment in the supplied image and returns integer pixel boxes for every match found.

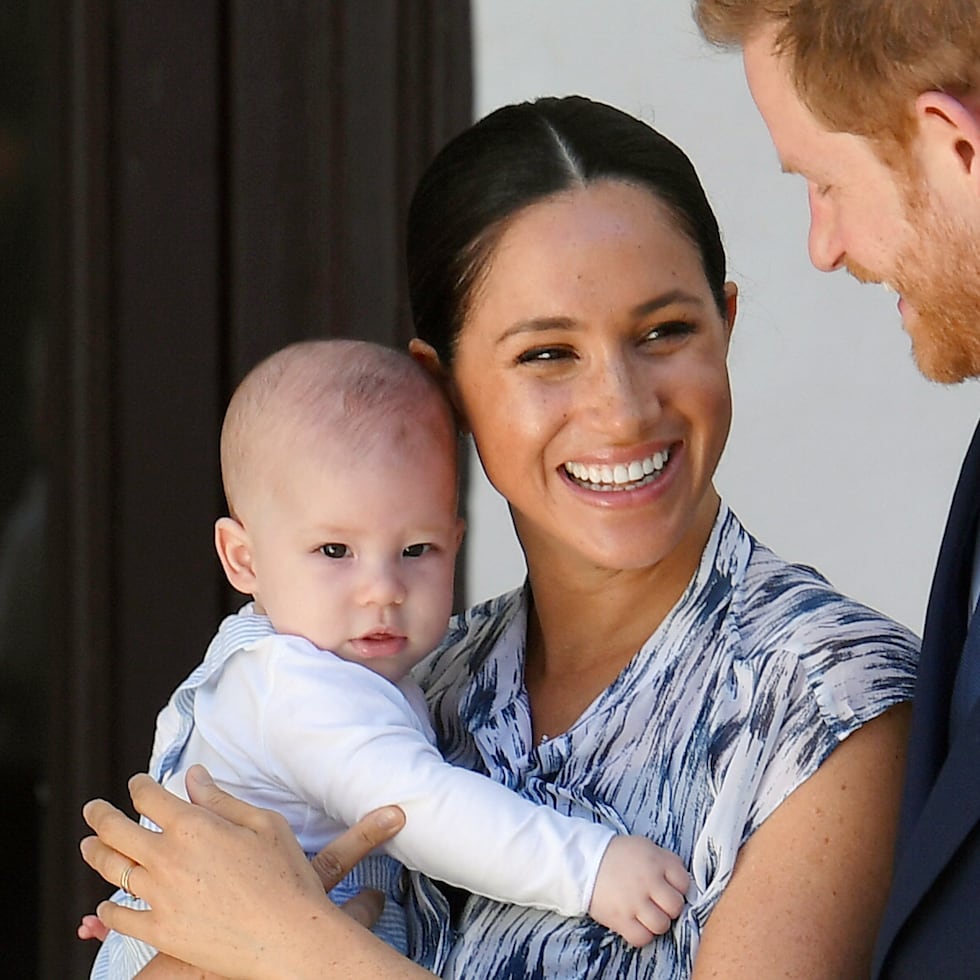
[412,505,918,978]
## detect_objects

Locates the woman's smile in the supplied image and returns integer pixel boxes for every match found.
[561,444,674,493]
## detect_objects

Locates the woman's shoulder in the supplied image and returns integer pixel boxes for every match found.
[737,533,919,656]
[730,528,918,734]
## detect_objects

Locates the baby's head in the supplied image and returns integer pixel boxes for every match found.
[215,339,463,683]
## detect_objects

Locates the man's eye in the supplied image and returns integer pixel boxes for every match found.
[403,543,430,558]
[320,543,350,559]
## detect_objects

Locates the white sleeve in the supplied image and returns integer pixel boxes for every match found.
[240,636,614,917]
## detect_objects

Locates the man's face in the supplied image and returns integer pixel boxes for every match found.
[743,27,980,383]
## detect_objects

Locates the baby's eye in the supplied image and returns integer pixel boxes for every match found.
[403,543,431,558]
[320,543,350,559]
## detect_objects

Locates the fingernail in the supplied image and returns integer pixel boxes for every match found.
[377,806,403,830]
[187,765,213,786]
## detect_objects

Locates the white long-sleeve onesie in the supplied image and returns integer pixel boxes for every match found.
[155,604,614,912]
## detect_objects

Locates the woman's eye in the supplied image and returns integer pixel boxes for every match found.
[643,320,695,344]
[320,543,350,559]
[515,346,573,365]
[403,543,431,558]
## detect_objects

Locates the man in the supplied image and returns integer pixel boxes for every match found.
[693,1,980,976]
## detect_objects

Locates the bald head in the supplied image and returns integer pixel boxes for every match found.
[220,339,456,521]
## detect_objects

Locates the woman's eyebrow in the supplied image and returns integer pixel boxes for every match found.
[631,290,706,317]
[495,290,707,345]
[495,316,576,344]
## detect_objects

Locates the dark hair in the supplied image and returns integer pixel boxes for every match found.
[407,95,727,364]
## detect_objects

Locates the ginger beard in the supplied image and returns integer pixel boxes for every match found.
[852,179,980,385]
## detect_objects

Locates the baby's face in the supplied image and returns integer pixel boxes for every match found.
[244,433,462,683]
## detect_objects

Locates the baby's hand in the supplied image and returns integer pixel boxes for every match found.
[77,912,110,943]
[588,835,689,946]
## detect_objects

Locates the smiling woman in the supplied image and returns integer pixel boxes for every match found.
[444,182,734,590]
[82,96,918,980]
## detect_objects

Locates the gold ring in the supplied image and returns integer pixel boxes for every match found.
[119,862,137,898]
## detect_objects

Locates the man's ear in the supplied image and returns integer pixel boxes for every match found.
[408,337,471,434]
[214,517,257,595]
[915,91,980,193]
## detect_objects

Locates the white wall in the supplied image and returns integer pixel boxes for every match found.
[467,0,980,634]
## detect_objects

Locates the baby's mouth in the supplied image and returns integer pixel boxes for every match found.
[562,447,672,492]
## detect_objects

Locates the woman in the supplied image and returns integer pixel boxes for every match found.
[81,96,916,978]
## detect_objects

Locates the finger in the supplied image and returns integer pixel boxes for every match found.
[180,765,282,833]
[126,771,208,830]
[77,913,109,942]
[79,831,143,895]
[665,862,691,894]
[650,881,686,919]
[619,917,657,948]
[310,806,405,890]
[636,900,672,937]
[338,887,385,929]
[94,899,156,948]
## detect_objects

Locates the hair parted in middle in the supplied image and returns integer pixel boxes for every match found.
[406,95,728,365]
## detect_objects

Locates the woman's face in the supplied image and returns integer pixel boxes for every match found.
[451,180,736,576]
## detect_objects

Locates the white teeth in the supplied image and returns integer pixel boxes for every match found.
[563,448,672,491]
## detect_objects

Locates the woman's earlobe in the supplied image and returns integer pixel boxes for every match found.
[408,338,444,378]
[723,281,738,337]
[408,337,471,433]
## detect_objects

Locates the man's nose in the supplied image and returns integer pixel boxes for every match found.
[806,183,846,273]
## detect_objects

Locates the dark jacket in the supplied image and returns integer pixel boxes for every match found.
[873,420,980,979]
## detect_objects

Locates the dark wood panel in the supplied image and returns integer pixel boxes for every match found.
[43,3,472,974]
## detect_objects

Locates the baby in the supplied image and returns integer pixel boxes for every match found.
[87,339,689,976]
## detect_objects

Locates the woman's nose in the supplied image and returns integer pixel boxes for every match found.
[587,355,658,436]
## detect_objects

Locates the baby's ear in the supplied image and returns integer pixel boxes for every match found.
[214,517,257,595]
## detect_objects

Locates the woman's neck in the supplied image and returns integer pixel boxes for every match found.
[521,496,720,742]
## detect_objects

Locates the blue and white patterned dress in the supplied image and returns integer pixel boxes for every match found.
[413,505,918,978]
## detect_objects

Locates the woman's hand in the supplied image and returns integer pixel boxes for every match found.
[80,765,428,980]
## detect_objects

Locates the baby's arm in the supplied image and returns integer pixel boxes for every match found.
[258,645,688,941]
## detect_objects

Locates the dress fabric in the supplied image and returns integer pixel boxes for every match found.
[413,505,919,979]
